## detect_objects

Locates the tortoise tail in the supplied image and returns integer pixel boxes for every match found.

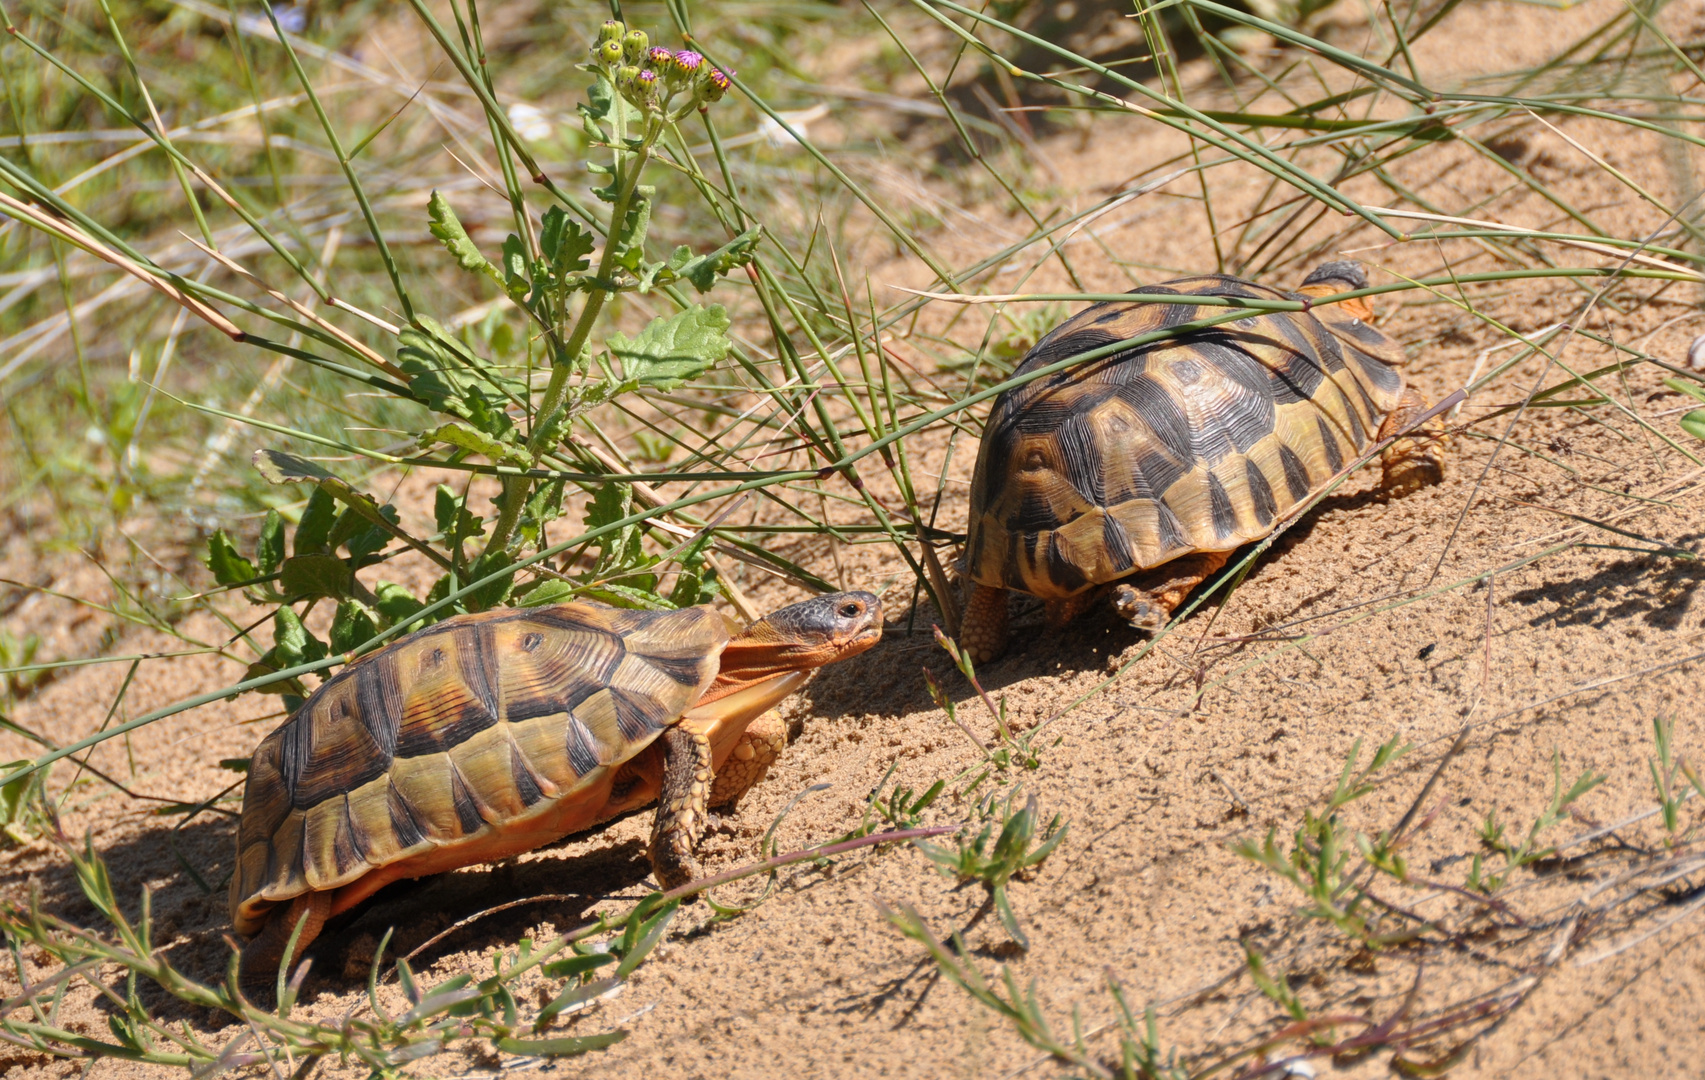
[238,892,333,999]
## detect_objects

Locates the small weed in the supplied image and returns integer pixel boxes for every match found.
[1646,716,1705,842]
[1466,754,1604,893]
[882,904,1187,1080]
[0,759,49,847]
[0,627,43,706]
[1243,944,1309,1026]
[0,809,944,1071]
[926,629,1056,783]
[913,788,1065,949]
[1231,735,1411,942]
[839,759,947,843]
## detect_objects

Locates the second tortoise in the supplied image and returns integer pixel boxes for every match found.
[960,261,1446,662]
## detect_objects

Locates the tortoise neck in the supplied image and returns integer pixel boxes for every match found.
[700,638,822,704]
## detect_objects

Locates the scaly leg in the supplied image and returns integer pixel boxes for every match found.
[1377,385,1447,497]
[960,583,1010,664]
[651,721,715,892]
[708,711,785,811]
[1043,591,1099,630]
[1110,552,1231,631]
[238,890,333,998]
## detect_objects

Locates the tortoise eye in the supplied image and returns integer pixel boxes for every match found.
[838,601,863,618]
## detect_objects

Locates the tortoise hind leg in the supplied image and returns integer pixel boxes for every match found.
[651,722,714,893]
[1378,385,1448,497]
[960,583,1010,665]
[708,711,785,812]
[1110,551,1231,631]
[238,891,333,998]
[1043,591,1099,631]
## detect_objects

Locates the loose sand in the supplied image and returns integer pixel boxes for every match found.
[5,1,1705,1076]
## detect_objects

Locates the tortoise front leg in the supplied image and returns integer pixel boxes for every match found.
[238,891,333,998]
[651,722,715,892]
[960,583,1010,664]
[1110,551,1231,631]
[709,711,785,811]
[1378,385,1448,496]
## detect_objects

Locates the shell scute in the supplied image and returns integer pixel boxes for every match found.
[968,273,1408,599]
[232,601,730,933]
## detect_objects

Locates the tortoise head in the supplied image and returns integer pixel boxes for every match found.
[714,591,882,688]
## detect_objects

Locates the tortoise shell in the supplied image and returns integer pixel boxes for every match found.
[231,602,730,936]
[965,272,1407,600]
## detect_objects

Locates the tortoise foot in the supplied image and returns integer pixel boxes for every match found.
[1111,584,1167,632]
[1377,385,1449,498]
[960,583,1010,665]
[709,711,785,811]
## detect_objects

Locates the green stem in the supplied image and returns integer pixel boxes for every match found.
[485,104,663,555]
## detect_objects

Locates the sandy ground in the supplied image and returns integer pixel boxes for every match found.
[6,1,1705,1077]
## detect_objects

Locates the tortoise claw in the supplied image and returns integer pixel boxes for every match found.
[1111,584,1166,632]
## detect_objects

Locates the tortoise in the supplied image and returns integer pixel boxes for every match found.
[231,591,881,987]
[959,260,1445,663]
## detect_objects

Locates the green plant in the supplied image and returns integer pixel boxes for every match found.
[925,629,1056,783]
[883,904,1189,1080]
[0,805,950,1072]
[1467,755,1605,893]
[0,757,47,846]
[1646,715,1705,841]
[1231,735,1411,941]
[913,788,1065,948]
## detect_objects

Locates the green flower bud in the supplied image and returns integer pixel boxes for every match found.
[621,29,649,65]
[594,39,622,66]
[597,20,625,44]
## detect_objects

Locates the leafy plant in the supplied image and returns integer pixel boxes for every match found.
[1231,735,1411,941]
[1467,755,1605,893]
[883,904,1188,1080]
[913,788,1065,948]
[924,629,1055,784]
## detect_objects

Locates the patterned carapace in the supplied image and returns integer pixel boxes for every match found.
[965,272,1407,600]
[232,603,726,935]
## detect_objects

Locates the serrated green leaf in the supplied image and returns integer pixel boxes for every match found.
[246,607,328,691]
[203,530,257,588]
[520,478,567,546]
[423,421,529,465]
[613,187,653,264]
[668,531,720,607]
[514,579,577,608]
[257,511,286,575]
[295,487,337,555]
[606,305,731,390]
[427,191,501,282]
[280,554,355,600]
[252,449,334,485]
[502,234,530,301]
[434,485,484,551]
[465,549,516,611]
[329,599,381,654]
[675,226,762,293]
[374,580,428,630]
[540,207,594,274]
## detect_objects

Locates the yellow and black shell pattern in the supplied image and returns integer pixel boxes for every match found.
[966,273,1407,600]
[231,602,728,935]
